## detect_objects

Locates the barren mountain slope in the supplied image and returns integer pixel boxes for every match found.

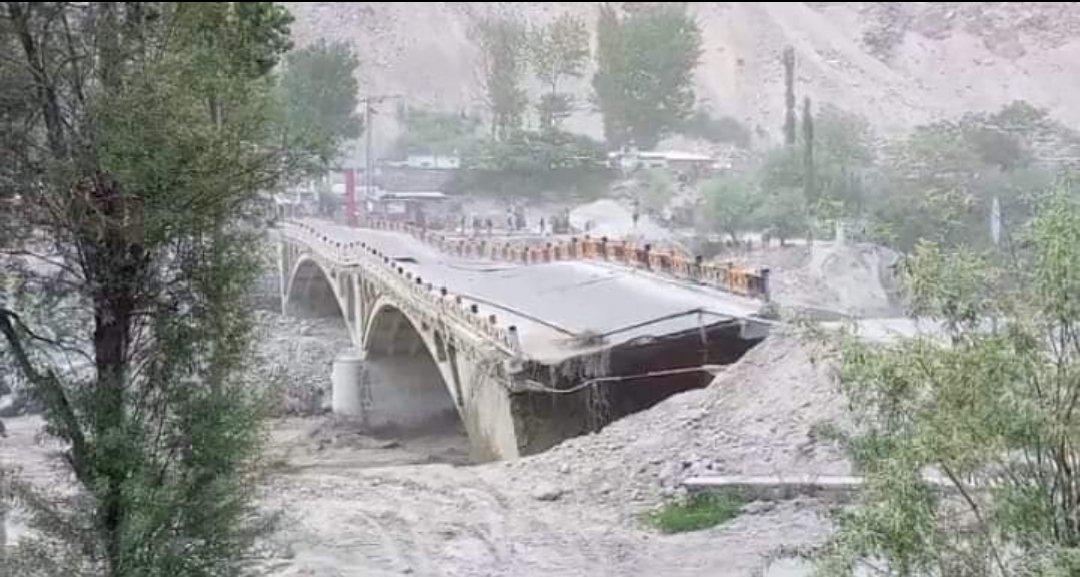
[285,2,1080,151]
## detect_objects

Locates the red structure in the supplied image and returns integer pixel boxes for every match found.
[344,169,358,226]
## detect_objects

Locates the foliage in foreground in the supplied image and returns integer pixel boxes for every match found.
[0,2,318,575]
[818,193,1080,576]
[644,491,743,534]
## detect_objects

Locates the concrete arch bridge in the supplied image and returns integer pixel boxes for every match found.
[279,219,772,460]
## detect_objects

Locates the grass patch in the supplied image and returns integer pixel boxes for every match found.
[644,491,743,534]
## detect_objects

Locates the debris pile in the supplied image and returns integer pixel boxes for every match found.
[507,331,851,518]
[248,311,354,416]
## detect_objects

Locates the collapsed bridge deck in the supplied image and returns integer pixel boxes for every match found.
[280,219,773,458]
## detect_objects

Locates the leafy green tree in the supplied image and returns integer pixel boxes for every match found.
[803,97,816,205]
[593,4,627,144]
[529,13,589,131]
[813,105,877,215]
[868,101,1069,251]
[678,109,752,148]
[394,106,482,158]
[872,123,987,250]
[757,147,810,244]
[756,185,808,246]
[592,3,702,149]
[281,39,362,166]
[701,176,759,242]
[821,193,1080,576]
[0,3,302,574]
[637,169,677,216]
[473,14,528,141]
[782,46,796,146]
[464,130,603,172]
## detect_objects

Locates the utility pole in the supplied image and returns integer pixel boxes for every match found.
[359,94,403,223]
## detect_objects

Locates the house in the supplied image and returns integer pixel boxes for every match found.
[607,146,716,179]
[367,190,449,225]
[384,154,461,170]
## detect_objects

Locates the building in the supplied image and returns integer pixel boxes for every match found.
[607,146,716,179]
[384,154,461,170]
[366,190,449,225]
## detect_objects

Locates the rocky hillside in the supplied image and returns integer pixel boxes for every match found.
[284,2,1080,150]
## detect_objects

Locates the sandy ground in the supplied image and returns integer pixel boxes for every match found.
[253,422,830,577]
[249,333,843,576]
[2,406,829,577]
[569,198,674,244]
[720,241,903,318]
[2,316,842,576]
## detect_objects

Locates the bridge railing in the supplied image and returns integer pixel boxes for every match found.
[365,219,771,301]
[282,221,521,357]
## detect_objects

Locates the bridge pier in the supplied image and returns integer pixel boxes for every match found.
[328,345,522,461]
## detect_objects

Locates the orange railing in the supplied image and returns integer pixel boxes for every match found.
[362,219,771,301]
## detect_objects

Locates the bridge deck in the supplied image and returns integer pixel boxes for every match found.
[304,220,767,363]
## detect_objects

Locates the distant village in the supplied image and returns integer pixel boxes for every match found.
[277,145,737,232]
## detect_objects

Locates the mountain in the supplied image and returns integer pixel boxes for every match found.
[284,2,1080,152]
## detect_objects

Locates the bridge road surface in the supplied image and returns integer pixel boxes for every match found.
[302,219,769,363]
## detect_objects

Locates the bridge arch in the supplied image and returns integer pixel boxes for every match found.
[284,253,359,345]
[362,296,463,412]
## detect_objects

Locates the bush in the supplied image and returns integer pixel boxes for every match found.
[463,130,604,172]
[679,109,751,148]
[819,194,1080,575]
[644,491,743,534]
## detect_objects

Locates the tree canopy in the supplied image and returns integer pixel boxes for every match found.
[528,13,590,131]
[473,14,529,141]
[394,106,481,158]
[823,194,1080,576]
[593,3,702,149]
[0,3,314,574]
[281,39,363,167]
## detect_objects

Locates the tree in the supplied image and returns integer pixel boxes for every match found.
[782,46,796,146]
[755,185,808,246]
[593,3,627,145]
[813,105,877,215]
[701,176,759,242]
[0,3,300,574]
[803,97,816,206]
[637,169,677,216]
[463,129,603,172]
[757,147,810,244]
[528,13,589,131]
[394,106,481,158]
[281,39,362,166]
[474,14,528,141]
[593,3,702,149]
[678,109,752,148]
[821,193,1080,576]
[870,102,1064,251]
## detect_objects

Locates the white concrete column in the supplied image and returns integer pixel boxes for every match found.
[331,348,368,419]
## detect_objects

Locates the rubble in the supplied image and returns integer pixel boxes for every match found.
[247,311,354,416]
[510,331,851,520]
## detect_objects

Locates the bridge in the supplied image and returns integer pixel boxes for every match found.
[279,218,774,460]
